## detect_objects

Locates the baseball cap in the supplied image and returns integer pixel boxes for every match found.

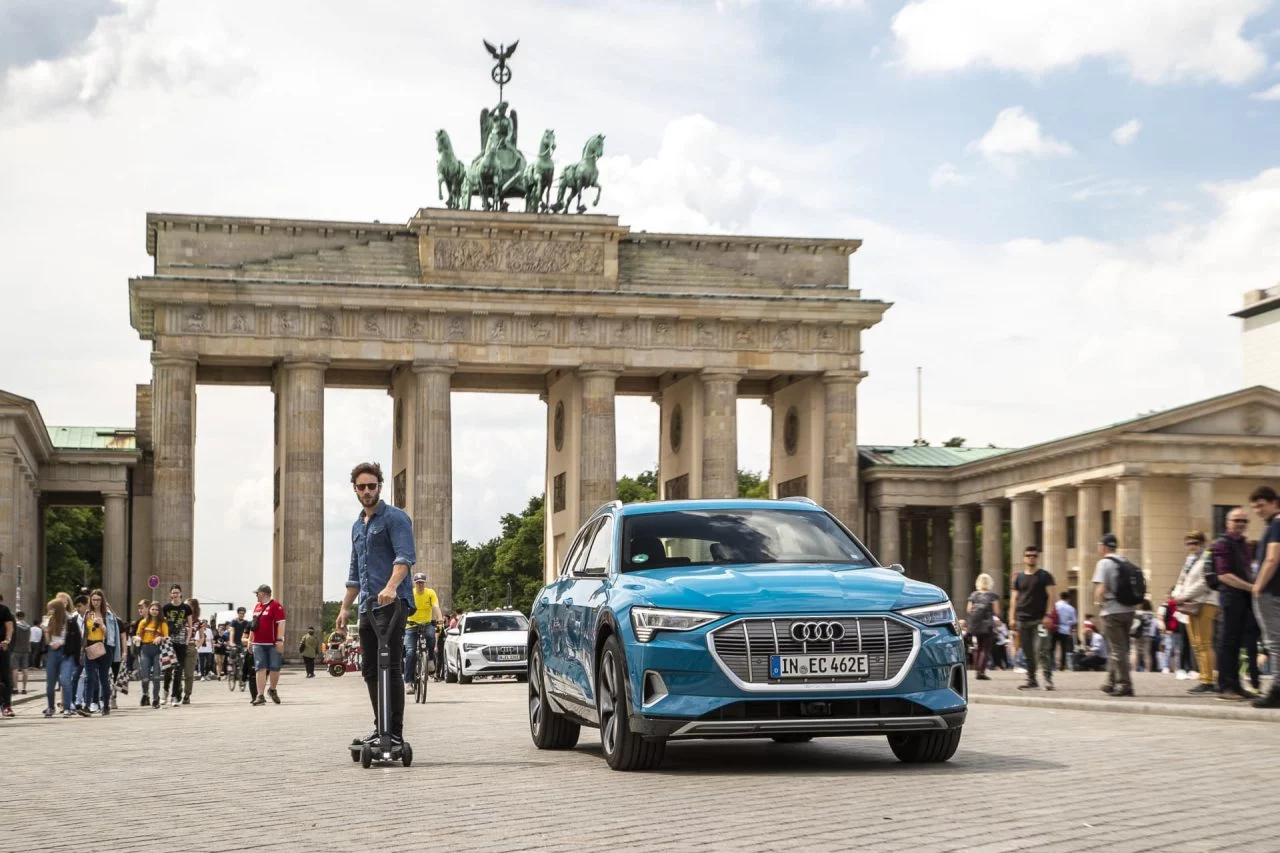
[1099,533,1119,548]
[255,583,272,594]
[413,573,427,582]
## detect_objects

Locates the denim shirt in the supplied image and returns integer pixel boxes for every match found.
[347,501,417,615]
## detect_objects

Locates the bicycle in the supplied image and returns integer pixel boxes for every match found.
[413,628,435,704]
[226,646,245,692]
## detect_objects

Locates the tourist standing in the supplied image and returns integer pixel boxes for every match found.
[1173,530,1217,694]
[0,596,14,716]
[1250,486,1280,708]
[196,618,215,679]
[41,598,80,717]
[336,461,417,746]
[1009,545,1056,690]
[11,610,31,697]
[1213,508,1259,701]
[249,584,286,706]
[966,573,1000,680]
[29,617,43,671]
[1052,592,1077,671]
[300,627,320,678]
[80,589,117,716]
[162,585,193,706]
[183,599,202,701]
[1093,534,1136,697]
[135,602,168,708]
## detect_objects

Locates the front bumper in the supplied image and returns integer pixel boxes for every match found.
[621,612,967,739]
[459,653,527,677]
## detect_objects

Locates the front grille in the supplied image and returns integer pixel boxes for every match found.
[701,697,932,721]
[709,616,916,686]
[481,645,526,662]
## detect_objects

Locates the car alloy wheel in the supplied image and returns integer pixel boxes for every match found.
[596,635,665,771]
[599,647,621,758]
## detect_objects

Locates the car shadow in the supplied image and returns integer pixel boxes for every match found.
[576,740,1063,776]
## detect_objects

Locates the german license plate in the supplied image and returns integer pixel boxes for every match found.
[770,654,869,679]
[496,654,522,662]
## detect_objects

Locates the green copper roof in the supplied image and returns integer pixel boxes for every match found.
[47,426,137,451]
[860,445,1015,468]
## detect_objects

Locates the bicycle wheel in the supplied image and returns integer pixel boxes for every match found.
[415,649,429,703]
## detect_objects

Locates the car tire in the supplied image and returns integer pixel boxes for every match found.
[528,644,580,750]
[771,734,814,744]
[887,727,962,764]
[444,655,457,683]
[597,634,665,771]
[457,654,472,685]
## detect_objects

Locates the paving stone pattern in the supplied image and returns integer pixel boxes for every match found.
[1,672,1276,853]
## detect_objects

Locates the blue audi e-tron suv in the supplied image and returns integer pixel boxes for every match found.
[526,497,967,771]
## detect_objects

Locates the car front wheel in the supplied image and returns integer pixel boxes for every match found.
[597,634,665,771]
[457,654,472,685]
[528,644,580,750]
[887,727,962,763]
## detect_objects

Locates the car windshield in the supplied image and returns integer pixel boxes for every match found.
[463,614,529,633]
[620,509,875,572]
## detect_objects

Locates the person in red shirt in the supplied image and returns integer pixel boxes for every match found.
[249,584,286,706]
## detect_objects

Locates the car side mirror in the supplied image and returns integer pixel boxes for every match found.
[886,563,906,574]
[446,627,459,636]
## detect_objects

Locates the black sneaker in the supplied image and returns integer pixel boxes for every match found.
[1112,687,1134,697]
[141,696,150,707]
[181,697,190,705]
[352,730,380,746]
[975,673,991,680]
[1044,679,1054,692]
[1250,688,1280,709]
[268,688,280,705]
[251,695,266,706]
[1017,680,1039,690]
[1100,685,1115,695]
[1187,684,1218,694]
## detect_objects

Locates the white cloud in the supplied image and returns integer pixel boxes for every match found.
[891,0,1271,84]
[1251,83,1280,101]
[969,106,1073,171]
[1111,118,1143,145]
[1068,178,1149,202]
[929,162,973,189]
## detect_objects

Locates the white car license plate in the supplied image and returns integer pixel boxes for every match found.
[770,654,869,679]
[496,654,522,662]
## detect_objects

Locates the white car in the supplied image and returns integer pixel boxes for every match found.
[444,610,530,684]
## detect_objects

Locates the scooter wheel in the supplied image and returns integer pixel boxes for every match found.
[329,665,345,677]
[360,744,373,769]
[400,742,413,767]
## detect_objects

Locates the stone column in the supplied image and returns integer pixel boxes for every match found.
[909,515,930,581]
[930,514,951,590]
[578,367,619,521]
[981,500,1004,598]
[878,505,902,566]
[1188,477,1215,537]
[1010,494,1036,582]
[700,369,744,499]
[0,453,16,604]
[412,361,454,610]
[1042,488,1068,579]
[102,492,129,613]
[1116,476,1143,567]
[823,371,863,535]
[952,506,974,606]
[275,358,326,658]
[1076,484,1101,625]
[151,353,197,593]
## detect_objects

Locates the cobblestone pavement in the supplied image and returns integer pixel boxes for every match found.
[2,671,1276,853]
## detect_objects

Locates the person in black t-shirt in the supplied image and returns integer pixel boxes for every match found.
[1008,545,1057,691]
[161,585,193,705]
[0,596,15,716]
[228,608,250,692]
[1250,486,1280,708]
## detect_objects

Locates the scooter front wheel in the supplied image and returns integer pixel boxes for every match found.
[360,744,373,769]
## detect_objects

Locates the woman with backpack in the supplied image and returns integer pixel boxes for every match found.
[1173,530,1218,694]
[966,572,1002,680]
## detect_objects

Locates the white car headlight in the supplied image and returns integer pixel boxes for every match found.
[631,607,723,642]
[898,602,957,629]
[462,642,486,651]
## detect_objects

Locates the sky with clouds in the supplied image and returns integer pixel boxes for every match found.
[2,0,1279,607]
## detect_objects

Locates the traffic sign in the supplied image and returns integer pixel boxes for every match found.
[147,575,160,589]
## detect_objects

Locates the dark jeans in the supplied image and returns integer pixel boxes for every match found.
[165,644,187,700]
[0,646,10,708]
[243,650,258,700]
[973,632,994,675]
[360,602,408,738]
[85,651,112,708]
[1218,591,1259,693]
[303,656,316,676]
[1051,633,1074,670]
[403,623,436,683]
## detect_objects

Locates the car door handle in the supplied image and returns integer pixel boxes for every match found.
[563,598,573,606]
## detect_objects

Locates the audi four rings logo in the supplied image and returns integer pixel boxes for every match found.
[790,621,845,642]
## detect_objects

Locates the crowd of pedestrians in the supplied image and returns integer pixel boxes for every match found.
[961,486,1280,708]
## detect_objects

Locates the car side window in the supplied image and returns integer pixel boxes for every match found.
[582,516,615,574]
[559,523,595,579]
[565,520,600,578]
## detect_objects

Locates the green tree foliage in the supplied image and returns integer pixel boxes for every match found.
[321,599,356,636]
[45,507,103,597]
[737,470,769,498]
[943,437,966,448]
[618,469,658,503]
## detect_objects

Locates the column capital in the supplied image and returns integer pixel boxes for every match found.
[410,359,457,376]
[578,364,624,379]
[1039,485,1070,496]
[278,355,331,370]
[878,503,904,512]
[822,369,868,384]
[102,490,128,501]
[1188,475,1217,484]
[1010,492,1038,504]
[980,498,1004,508]
[952,504,973,518]
[150,352,197,368]
[699,367,748,380]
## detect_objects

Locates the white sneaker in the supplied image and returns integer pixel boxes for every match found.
[1175,671,1188,680]
[89,702,100,713]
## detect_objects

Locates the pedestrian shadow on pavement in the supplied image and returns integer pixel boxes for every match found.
[580,742,1064,776]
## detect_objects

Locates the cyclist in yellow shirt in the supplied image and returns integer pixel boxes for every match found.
[404,573,444,692]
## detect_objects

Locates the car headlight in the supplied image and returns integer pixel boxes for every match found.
[462,642,485,651]
[631,607,723,642]
[898,602,957,629]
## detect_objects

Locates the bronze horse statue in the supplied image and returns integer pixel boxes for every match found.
[436,130,465,209]
[554,134,605,214]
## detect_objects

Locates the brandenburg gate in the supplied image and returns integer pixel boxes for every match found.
[128,207,888,647]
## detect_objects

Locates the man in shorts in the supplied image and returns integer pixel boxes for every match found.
[249,584,286,706]
[11,611,32,696]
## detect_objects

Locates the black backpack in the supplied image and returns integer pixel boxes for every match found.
[1107,555,1147,606]
[968,594,994,634]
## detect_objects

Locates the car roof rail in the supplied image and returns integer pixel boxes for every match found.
[779,496,818,506]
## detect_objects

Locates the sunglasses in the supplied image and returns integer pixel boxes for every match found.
[1230,519,1248,524]
[355,483,380,492]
